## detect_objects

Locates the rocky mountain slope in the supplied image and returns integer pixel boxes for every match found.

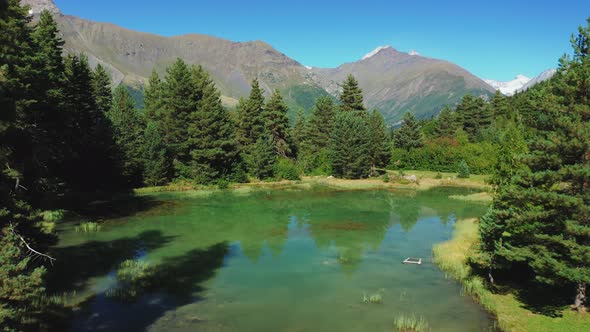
[21,0,496,124]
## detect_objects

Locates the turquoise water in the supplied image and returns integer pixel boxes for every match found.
[50,188,496,331]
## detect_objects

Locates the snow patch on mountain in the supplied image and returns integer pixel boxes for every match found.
[408,50,420,56]
[517,69,557,93]
[484,74,531,96]
[304,65,313,70]
[362,46,392,60]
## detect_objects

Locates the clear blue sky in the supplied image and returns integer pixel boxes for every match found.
[54,0,590,81]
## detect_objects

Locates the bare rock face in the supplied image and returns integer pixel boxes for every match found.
[20,0,61,15]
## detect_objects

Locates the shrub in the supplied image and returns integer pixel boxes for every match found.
[434,172,443,179]
[75,221,101,233]
[274,158,300,180]
[382,173,390,183]
[216,179,230,189]
[457,160,470,178]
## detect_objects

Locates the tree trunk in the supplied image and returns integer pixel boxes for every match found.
[574,283,587,312]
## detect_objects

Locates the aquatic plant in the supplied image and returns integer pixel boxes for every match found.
[75,221,101,233]
[107,259,156,300]
[362,289,384,304]
[393,313,429,332]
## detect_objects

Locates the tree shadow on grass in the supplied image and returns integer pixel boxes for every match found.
[61,242,230,332]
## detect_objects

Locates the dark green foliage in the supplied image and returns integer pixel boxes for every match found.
[434,106,458,138]
[91,64,113,115]
[489,122,527,188]
[478,19,590,310]
[110,85,145,186]
[367,110,390,170]
[330,112,371,179]
[236,79,266,150]
[393,112,424,150]
[144,69,164,123]
[298,96,336,173]
[264,90,291,157]
[457,160,470,178]
[62,55,124,193]
[274,158,300,180]
[251,135,276,180]
[160,58,195,174]
[187,66,239,184]
[339,74,366,113]
[291,109,306,157]
[455,94,491,141]
[142,122,170,186]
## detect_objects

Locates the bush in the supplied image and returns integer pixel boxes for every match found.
[435,172,443,179]
[382,173,390,183]
[216,179,230,189]
[274,158,300,180]
[457,160,470,178]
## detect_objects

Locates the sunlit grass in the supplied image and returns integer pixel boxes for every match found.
[448,192,492,203]
[433,218,590,332]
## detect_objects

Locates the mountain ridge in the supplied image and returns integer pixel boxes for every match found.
[22,0,496,124]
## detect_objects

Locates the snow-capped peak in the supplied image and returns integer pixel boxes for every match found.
[484,75,531,96]
[362,46,392,60]
[408,50,420,56]
[304,65,313,70]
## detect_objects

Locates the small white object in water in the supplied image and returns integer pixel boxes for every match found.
[403,257,422,265]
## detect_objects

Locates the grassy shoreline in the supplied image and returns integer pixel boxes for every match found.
[134,170,490,195]
[433,219,590,332]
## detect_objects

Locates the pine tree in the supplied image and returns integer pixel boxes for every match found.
[330,111,371,179]
[251,135,276,180]
[187,67,238,183]
[62,55,123,192]
[91,64,113,115]
[236,79,266,149]
[291,109,307,158]
[110,85,145,186]
[455,94,486,141]
[264,90,291,157]
[160,58,196,176]
[367,110,390,170]
[144,69,164,123]
[339,74,366,114]
[434,106,458,138]
[393,112,424,150]
[481,21,590,310]
[142,122,170,186]
[307,96,336,149]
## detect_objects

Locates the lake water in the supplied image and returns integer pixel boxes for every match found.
[50,187,496,332]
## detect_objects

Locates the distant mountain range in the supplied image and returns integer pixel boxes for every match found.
[22,0,555,124]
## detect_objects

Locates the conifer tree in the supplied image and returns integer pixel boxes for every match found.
[187,68,239,183]
[63,55,123,192]
[300,96,336,172]
[434,106,458,138]
[393,112,424,150]
[330,111,371,179]
[110,85,145,186]
[144,69,164,123]
[455,94,487,141]
[251,135,276,180]
[142,122,170,186]
[367,110,390,170]
[160,58,195,175]
[339,74,366,114]
[91,64,113,115]
[236,79,266,150]
[291,109,307,157]
[264,90,291,157]
[481,21,590,310]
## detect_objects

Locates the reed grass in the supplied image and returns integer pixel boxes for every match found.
[393,313,429,332]
[75,221,101,233]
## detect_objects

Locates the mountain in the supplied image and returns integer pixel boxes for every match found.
[517,69,557,93]
[310,46,495,123]
[484,75,531,96]
[21,0,496,124]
